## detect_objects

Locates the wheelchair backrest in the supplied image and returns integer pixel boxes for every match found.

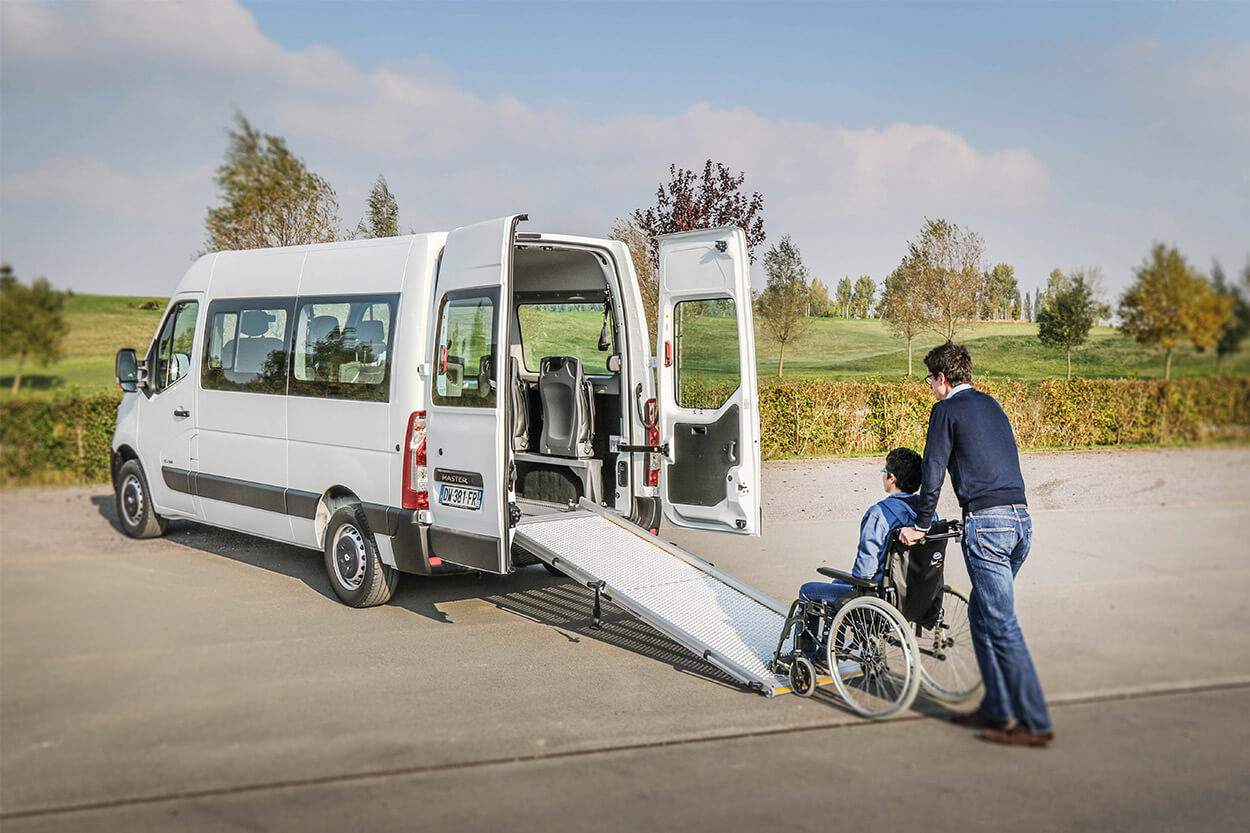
[886,528,951,627]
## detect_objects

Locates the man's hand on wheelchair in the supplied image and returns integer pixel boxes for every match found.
[899,526,926,546]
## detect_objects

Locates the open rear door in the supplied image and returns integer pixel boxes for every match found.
[655,227,761,536]
[423,214,526,572]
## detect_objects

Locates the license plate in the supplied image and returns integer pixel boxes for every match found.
[440,485,482,510]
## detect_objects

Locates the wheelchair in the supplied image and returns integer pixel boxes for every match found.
[768,521,982,719]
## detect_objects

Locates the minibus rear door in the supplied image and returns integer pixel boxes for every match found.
[423,215,526,573]
[654,227,761,536]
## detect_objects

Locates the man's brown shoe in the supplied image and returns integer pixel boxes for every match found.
[948,709,1013,731]
[981,727,1054,747]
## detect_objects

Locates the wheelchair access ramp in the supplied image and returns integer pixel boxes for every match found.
[515,498,825,697]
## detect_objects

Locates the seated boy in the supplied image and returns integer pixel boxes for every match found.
[797,447,924,655]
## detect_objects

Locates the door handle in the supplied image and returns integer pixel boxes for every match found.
[173,407,190,418]
[725,440,738,464]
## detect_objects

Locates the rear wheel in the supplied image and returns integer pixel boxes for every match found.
[115,459,167,539]
[324,505,398,608]
[917,587,983,703]
[827,596,919,720]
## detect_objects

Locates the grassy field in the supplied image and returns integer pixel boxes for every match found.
[3,295,1248,398]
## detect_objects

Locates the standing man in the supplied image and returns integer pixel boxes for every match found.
[899,342,1053,747]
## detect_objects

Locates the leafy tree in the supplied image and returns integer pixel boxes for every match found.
[0,265,68,394]
[1024,291,1033,323]
[1118,243,1231,379]
[355,173,400,239]
[835,277,853,318]
[755,236,811,377]
[879,257,929,376]
[609,217,659,341]
[632,160,766,270]
[906,218,984,340]
[808,278,834,317]
[980,263,1018,320]
[1212,260,1250,374]
[204,111,340,252]
[1036,272,1097,379]
[852,275,876,318]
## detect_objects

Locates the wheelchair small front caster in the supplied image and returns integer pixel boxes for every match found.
[790,656,817,697]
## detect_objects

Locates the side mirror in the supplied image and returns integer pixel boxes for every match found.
[116,348,139,393]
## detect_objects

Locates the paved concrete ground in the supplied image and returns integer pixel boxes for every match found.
[2,449,1249,832]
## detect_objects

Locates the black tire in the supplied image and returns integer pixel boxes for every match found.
[115,459,167,539]
[790,656,817,697]
[324,505,398,607]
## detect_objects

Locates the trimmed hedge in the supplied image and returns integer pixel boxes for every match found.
[3,378,1249,485]
[1,390,121,485]
[699,376,1250,458]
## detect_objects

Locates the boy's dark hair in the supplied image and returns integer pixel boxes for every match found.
[885,447,923,494]
[923,341,972,386]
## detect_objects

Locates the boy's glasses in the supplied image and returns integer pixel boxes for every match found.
[881,469,892,477]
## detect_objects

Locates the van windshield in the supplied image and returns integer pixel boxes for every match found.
[517,302,615,375]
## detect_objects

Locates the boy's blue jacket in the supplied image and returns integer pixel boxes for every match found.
[853,493,922,580]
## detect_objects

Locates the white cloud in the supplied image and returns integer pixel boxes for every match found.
[1,0,1053,294]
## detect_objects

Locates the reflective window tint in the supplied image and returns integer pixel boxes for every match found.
[289,296,396,402]
[432,291,497,408]
[202,301,292,394]
[153,301,199,393]
[674,298,739,409]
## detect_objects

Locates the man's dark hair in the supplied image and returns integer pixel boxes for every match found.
[885,447,923,494]
[923,341,972,386]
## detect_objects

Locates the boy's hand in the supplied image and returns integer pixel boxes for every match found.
[899,526,925,546]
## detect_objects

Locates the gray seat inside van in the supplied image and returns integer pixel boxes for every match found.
[538,355,594,458]
[510,356,529,452]
[308,314,341,380]
[234,310,282,375]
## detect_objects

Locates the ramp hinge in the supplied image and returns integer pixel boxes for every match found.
[588,580,606,630]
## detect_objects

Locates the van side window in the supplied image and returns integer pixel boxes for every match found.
[202,300,292,394]
[290,295,397,402]
[152,301,199,394]
[432,290,497,408]
[674,298,739,409]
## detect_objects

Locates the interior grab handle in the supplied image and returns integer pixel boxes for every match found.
[726,440,738,464]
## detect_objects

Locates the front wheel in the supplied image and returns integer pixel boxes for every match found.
[324,506,398,607]
[115,459,167,539]
[917,587,983,703]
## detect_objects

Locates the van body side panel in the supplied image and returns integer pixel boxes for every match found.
[286,239,419,552]
[194,249,304,543]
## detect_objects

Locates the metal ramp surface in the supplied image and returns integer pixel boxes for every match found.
[515,499,825,697]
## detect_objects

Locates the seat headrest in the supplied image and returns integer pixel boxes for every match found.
[240,310,275,337]
[356,320,384,345]
[309,315,340,344]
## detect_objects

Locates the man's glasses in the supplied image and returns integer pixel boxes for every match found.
[881,469,892,477]
[924,374,935,385]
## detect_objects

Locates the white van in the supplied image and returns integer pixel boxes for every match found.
[112,216,761,608]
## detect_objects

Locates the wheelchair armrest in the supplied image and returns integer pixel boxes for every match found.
[815,567,877,589]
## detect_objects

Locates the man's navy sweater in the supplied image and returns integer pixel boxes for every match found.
[915,387,1027,529]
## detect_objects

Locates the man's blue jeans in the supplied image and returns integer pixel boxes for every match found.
[963,506,1052,733]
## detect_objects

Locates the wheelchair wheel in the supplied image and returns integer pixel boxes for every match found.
[917,587,983,703]
[789,656,817,697]
[826,596,919,720]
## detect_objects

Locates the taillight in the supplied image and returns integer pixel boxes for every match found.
[645,398,660,488]
[402,411,429,510]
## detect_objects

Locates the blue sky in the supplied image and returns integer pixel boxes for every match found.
[1,0,1247,301]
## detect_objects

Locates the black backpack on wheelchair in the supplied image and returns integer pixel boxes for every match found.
[885,522,955,628]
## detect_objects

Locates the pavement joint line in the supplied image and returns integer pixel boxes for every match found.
[3,677,1248,822]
